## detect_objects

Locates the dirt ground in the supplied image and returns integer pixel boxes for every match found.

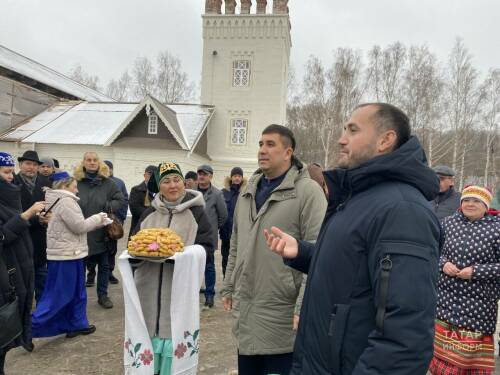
[4,220,500,374]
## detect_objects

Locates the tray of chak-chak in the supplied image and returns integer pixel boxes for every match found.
[128,228,184,262]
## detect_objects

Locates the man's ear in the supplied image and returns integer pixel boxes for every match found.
[378,130,397,153]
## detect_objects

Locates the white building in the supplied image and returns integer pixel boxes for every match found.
[0,0,291,188]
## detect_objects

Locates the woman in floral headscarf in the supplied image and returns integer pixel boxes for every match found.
[429,185,499,375]
[130,162,213,375]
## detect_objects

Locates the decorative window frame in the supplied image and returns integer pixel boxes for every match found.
[230,118,248,145]
[230,51,254,90]
[148,112,158,135]
[228,110,251,147]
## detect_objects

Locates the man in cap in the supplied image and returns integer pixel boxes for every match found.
[184,171,198,189]
[431,165,461,220]
[39,157,56,177]
[129,165,157,238]
[13,150,52,302]
[197,164,228,308]
[220,167,246,279]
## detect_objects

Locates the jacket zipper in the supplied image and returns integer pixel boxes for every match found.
[155,209,174,336]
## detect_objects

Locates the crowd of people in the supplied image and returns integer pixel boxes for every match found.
[0,102,499,375]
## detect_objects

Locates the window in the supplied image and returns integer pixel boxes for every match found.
[231,119,248,145]
[148,112,158,134]
[233,60,251,87]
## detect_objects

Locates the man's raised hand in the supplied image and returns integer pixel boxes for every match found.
[264,226,299,259]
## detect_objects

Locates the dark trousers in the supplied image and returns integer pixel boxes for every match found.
[34,263,48,303]
[86,252,110,298]
[221,239,230,279]
[108,240,118,272]
[87,240,118,275]
[238,352,293,375]
[0,350,5,375]
[204,255,216,298]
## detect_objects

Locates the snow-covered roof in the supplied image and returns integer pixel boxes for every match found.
[0,44,112,102]
[0,97,214,151]
[105,96,214,151]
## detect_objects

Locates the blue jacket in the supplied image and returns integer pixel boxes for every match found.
[219,177,246,242]
[287,137,441,375]
[110,176,129,223]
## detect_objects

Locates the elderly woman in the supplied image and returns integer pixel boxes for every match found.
[0,152,45,373]
[31,172,108,339]
[131,162,213,375]
[429,185,499,375]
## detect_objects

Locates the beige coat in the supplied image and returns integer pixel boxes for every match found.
[221,165,327,355]
[45,189,103,260]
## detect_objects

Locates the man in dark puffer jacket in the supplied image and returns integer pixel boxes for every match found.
[266,103,441,375]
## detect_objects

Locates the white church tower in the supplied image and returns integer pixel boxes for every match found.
[201,0,291,173]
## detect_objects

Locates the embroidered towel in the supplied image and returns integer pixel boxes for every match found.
[119,245,206,375]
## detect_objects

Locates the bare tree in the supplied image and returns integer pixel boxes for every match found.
[68,64,101,91]
[289,50,363,167]
[132,56,156,100]
[366,42,406,105]
[400,45,444,164]
[444,38,483,189]
[106,70,132,101]
[480,69,500,186]
[156,51,195,103]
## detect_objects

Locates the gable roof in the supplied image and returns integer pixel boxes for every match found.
[0,96,214,151]
[0,44,112,102]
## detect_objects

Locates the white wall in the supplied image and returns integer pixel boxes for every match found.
[201,14,291,169]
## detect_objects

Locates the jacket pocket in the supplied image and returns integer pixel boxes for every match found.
[329,304,350,374]
[375,241,435,333]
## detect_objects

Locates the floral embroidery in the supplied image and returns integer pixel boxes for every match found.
[139,348,153,366]
[174,343,188,359]
[124,338,153,368]
[183,329,200,357]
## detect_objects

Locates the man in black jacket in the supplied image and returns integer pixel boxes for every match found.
[13,150,51,303]
[128,165,157,238]
[266,103,441,375]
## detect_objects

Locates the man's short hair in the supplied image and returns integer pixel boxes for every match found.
[262,124,296,150]
[356,103,411,149]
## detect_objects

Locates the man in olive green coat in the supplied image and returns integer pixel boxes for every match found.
[221,125,327,375]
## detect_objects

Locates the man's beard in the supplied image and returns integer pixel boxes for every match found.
[338,145,377,169]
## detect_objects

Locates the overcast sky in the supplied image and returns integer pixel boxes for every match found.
[1,0,499,93]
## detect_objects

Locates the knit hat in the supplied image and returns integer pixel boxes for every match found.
[104,160,113,170]
[461,185,493,210]
[230,167,243,177]
[0,152,15,167]
[185,171,198,180]
[148,162,184,194]
[50,171,71,182]
[40,157,55,168]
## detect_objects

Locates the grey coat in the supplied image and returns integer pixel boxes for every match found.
[74,163,125,256]
[199,184,228,247]
[431,187,461,220]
